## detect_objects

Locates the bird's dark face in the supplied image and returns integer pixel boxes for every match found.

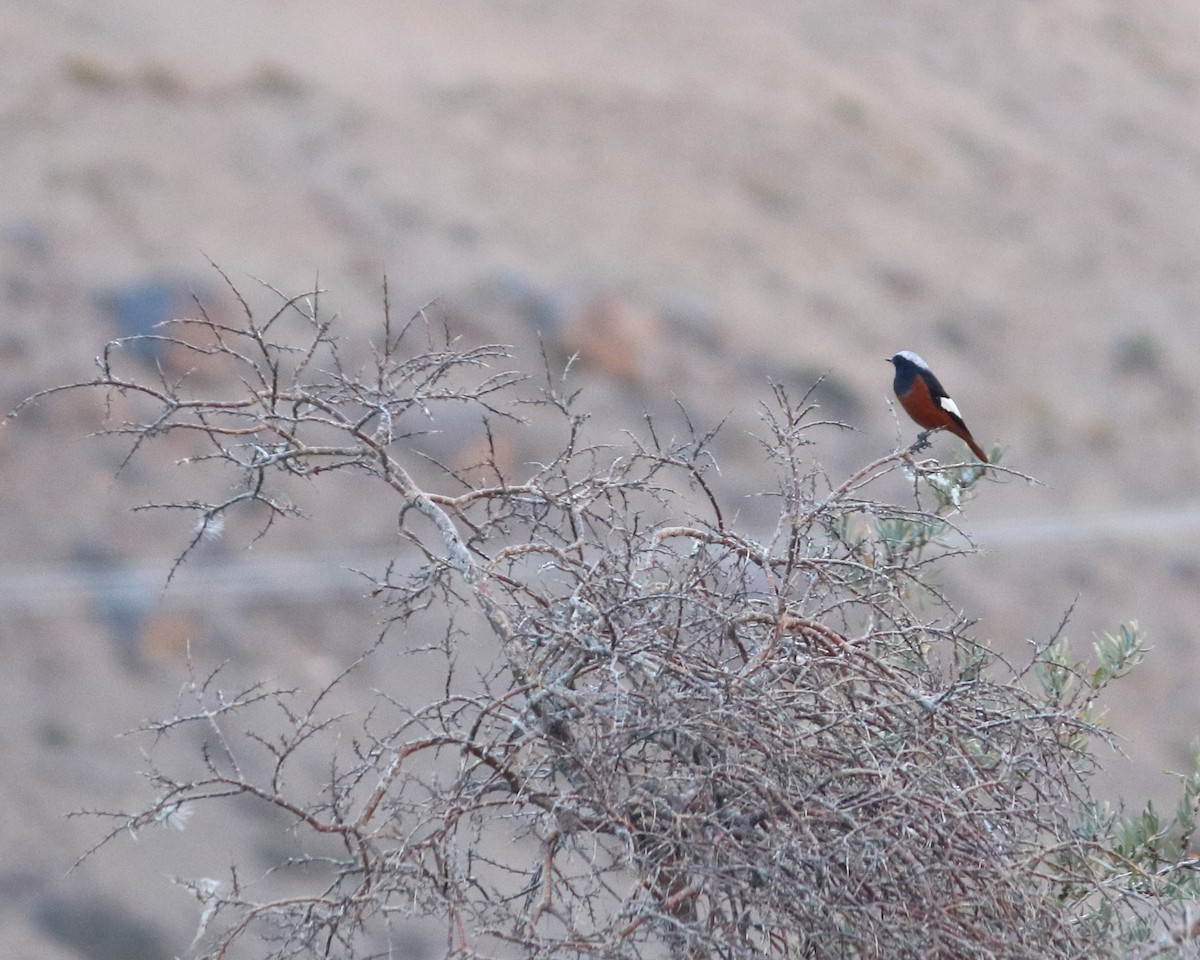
[889,350,928,372]
[888,351,926,394]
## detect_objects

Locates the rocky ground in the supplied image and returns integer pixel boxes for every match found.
[5,1,1200,956]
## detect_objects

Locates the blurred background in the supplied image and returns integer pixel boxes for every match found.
[5,0,1200,956]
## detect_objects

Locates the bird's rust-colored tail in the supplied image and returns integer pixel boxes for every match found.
[948,424,988,463]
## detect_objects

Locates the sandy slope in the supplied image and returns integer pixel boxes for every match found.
[5,1,1200,954]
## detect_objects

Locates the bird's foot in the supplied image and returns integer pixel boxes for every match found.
[909,430,934,454]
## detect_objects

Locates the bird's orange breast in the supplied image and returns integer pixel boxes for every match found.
[897,373,955,431]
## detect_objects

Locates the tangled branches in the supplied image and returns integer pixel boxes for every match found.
[32,277,1200,959]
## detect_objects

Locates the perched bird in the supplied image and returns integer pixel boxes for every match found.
[887,351,988,462]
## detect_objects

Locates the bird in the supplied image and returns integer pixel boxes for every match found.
[887,351,988,462]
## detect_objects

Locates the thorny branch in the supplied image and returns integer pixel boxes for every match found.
[29,276,1200,960]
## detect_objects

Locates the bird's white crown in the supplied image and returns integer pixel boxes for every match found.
[893,350,930,370]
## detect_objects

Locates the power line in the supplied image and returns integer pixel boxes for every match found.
[968,502,1200,546]
[0,549,397,614]
[5,502,1199,613]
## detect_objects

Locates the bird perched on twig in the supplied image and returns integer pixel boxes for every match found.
[888,351,988,462]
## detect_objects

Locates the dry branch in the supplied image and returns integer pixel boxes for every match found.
[32,276,1200,960]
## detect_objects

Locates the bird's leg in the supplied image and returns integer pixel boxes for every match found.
[909,430,935,454]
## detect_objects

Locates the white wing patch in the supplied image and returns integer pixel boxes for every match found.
[939,396,962,419]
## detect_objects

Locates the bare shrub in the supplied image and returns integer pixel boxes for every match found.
[26,275,1200,959]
